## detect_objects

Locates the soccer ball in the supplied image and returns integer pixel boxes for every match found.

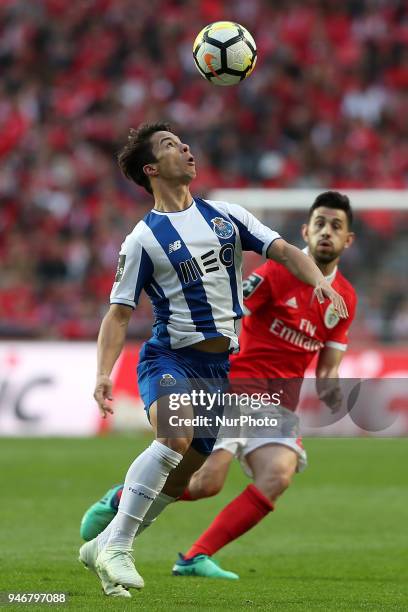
[193,21,257,86]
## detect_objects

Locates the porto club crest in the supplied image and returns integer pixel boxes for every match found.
[159,373,177,387]
[211,217,234,239]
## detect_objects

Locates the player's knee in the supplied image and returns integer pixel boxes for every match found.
[255,467,294,501]
[199,479,222,498]
[193,471,223,498]
[273,471,293,494]
[158,436,192,456]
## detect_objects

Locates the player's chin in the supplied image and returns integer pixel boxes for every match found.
[315,248,337,263]
[184,166,197,180]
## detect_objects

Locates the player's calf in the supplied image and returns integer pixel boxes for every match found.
[162,444,208,498]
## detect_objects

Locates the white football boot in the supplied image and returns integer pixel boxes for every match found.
[96,547,145,590]
[79,539,132,598]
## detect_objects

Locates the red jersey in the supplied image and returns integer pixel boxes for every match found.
[230,258,357,383]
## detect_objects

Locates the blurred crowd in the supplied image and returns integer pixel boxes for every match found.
[0,0,407,343]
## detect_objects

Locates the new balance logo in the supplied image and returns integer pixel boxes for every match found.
[169,240,181,253]
[285,296,298,308]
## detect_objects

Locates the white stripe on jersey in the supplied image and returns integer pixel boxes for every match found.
[142,221,206,346]
[325,340,347,351]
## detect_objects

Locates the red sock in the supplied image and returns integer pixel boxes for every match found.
[184,484,274,559]
[178,487,195,501]
[111,486,123,510]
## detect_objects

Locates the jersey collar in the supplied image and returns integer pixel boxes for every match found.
[151,199,196,216]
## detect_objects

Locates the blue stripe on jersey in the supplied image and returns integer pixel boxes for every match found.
[229,214,264,254]
[144,212,218,337]
[195,198,242,319]
[145,277,171,347]
[135,247,154,304]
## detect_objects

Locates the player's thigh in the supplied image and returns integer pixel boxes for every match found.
[188,448,235,497]
[162,445,208,498]
[246,443,298,488]
[149,397,195,455]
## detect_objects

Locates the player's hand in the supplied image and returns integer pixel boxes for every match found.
[313,280,348,319]
[318,384,343,413]
[94,374,114,418]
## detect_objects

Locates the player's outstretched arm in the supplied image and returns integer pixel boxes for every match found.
[94,304,133,418]
[266,239,348,319]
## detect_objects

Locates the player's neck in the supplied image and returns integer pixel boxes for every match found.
[153,184,193,213]
[315,258,339,278]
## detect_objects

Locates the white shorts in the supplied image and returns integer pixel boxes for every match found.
[212,436,308,477]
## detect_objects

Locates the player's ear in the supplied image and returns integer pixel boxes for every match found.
[143,163,159,178]
[344,231,355,249]
[301,223,309,243]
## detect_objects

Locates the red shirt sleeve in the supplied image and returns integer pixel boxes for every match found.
[243,260,277,314]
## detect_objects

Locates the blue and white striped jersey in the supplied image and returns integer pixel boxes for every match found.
[110,197,280,350]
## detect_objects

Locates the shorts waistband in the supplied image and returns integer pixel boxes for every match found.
[175,345,231,363]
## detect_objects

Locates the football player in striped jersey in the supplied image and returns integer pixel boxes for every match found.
[78,123,348,596]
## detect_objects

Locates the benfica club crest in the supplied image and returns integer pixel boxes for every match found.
[324,303,340,329]
[211,217,234,239]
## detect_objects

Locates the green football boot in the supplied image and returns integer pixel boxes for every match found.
[172,553,239,580]
[80,485,122,541]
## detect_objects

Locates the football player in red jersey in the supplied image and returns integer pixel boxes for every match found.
[80,191,356,580]
[171,190,357,578]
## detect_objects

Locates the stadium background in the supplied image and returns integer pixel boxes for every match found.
[0,0,406,436]
[1,1,407,609]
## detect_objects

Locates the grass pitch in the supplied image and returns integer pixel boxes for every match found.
[1,436,407,611]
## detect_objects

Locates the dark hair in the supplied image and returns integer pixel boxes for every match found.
[117,122,171,194]
[308,191,353,228]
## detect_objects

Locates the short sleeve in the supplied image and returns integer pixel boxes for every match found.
[242,260,278,314]
[325,292,357,351]
[226,203,281,256]
[110,234,153,309]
